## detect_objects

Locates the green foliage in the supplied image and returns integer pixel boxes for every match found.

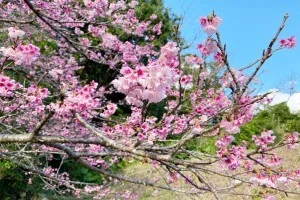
[146,100,167,120]
[60,158,132,186]
[62,160,104,185]
[0,31,8,43]
[135,0,182,48]
[32,37,58,56]
[185,137,217,154]
[0,160,44,199]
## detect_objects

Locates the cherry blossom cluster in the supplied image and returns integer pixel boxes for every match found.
[284,131,299,149]
[50,81,99,119]
[0,43,40,66]
[0,1,299,199]
[191,89,231,117]
[0,74,21,97]
[252,130,276,150]
[101,103,118,118]
[112,42,180,106]
[215,135,246,170]
[250,168,300,189]
[184,55,203,69]
[7,27,25,39]
[279,36,296,48]
[197,38,218,57]
[199,15,222,35]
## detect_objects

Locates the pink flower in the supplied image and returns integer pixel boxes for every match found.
[120,66,133,75]
[199,16,222,35]
[197,39,218,56]
[215,135,234,148]
[153,22,162,35]
[14,44,40,66]
[128,0,139,8]
[7,27,25,39]
[0,47,16,57]
[204,24,218,35]
[167,172,179,183]
[104,103,118,117]
[212,16,222,26]
[79,38,91,46]
[250,176,276,188]
[150,14,157,20]
[213,52,224,66]
[199,17,207,26]
[113,42,180,106]
[180,75,193,88]
[88,25,106,37]
[279,36,296,48]
[0,74,21,97]
[185,55,203,67]
[285,132,298,149]
[220,120,240,134]
[252,130,276,150]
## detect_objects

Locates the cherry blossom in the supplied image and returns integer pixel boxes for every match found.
[0,2,297,198]
[199,15,222,35]
[7,27,25,39]
[279,36,296,48]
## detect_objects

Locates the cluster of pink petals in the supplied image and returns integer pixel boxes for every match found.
[152,21,162,35]
[221,68,249,88]
[221,145,246,170]
[101,102,118,118]
[285,132,299,149]
[0,44,40,66]
[88,25,106,37]
[266,155,283,167]
[84,186,110,199]
[252,130,276,150]
[7,27,25,39]
[220,120,240,134]
[167,172,179,184]
[0,3,298,197]
[215,135,234,148]
[250,173,291,188]
[216,135,246,170]
[24,85,49,109]
[213,51,224,66]
[222,95,256,131]
[177,75,193,89]
[0,74,21,97]
[83,0,109,11]
[250,175,277,188]
[50,82,99,118]
[197,38,218,57]
[199,15,222,35]
[192,89,231,117]
[279,36,296,48]
[184,55,203,69]
[263,195,276,200]
[112,42,180,106]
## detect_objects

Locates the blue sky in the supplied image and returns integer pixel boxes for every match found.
[164,0,300,93]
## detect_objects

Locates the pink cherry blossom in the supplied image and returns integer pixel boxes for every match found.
[7,27,25,39]
[252,130,276,150]
[279,36,296,48]
[285,132,299,149]
[199,15,222,35]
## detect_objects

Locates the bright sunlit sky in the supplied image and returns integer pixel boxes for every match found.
[164,0,300,93]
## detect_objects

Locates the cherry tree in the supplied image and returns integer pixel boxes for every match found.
[0,1,298,199]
